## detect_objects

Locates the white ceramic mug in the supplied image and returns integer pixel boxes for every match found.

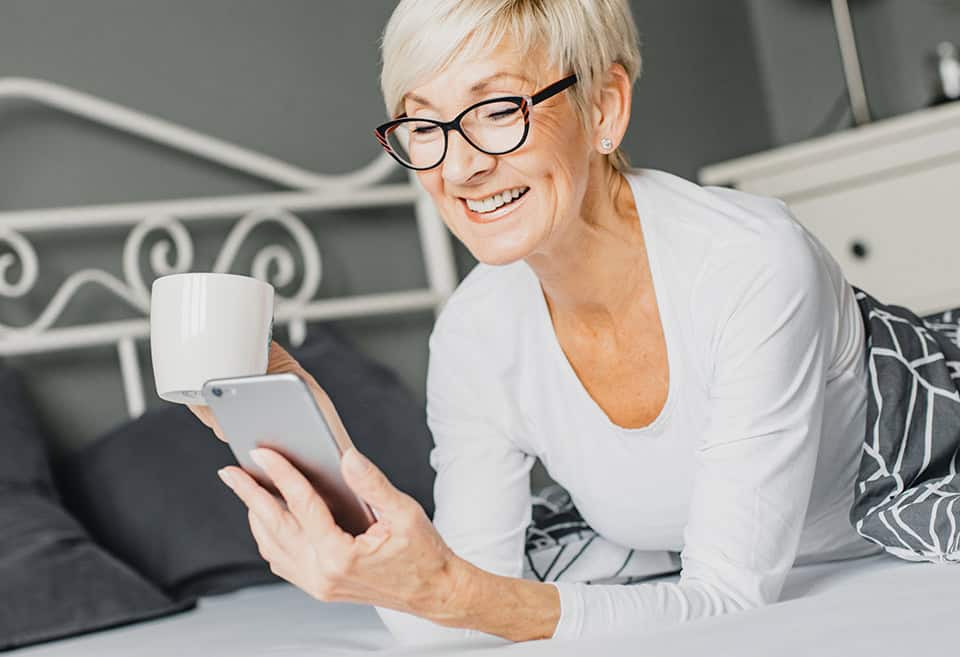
[150,273,275,404]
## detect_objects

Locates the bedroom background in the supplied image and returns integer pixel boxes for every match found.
[3,0,960,653]
[1,0,958,464]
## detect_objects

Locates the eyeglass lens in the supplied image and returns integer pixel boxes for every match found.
[384,99,526,169]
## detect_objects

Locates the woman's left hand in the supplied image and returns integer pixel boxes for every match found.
[217,446,466,621]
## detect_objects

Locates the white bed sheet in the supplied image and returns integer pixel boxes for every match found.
[18,553,958,656]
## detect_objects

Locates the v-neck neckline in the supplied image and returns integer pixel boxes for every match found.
[529,170,678,436]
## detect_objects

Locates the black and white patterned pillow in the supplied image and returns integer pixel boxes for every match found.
[850,287,960,563]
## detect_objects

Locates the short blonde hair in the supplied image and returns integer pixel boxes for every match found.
[379,0,642,172]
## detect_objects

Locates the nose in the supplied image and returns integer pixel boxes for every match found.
[441,129,495,185]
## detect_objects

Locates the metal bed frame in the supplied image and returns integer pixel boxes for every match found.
[0,77,459,419]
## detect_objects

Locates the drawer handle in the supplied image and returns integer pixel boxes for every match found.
[850,240,869,260]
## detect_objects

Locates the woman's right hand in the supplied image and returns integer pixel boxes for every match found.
[187,340,313,442]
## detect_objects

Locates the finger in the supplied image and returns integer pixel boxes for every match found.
[187,404,227,442]
[267,341,305,375]
[263,345,334,430]
[248,508,292,563]
[218,466,302,540]
[249,449,347,542]
[263,340,335,417]
[187,403,213,426]
[266,342,319,393]
[250,520,296,583]
[340,448,410,516]
[265,341,329,404]
[354,521,392,557]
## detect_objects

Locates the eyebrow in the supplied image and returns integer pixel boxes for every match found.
[403,72,532,111]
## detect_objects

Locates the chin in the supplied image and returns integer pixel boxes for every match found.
[457,211,540,265]
[442,194,546,267]
[462,229,541,266]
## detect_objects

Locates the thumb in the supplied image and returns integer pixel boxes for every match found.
[341,448,405,514]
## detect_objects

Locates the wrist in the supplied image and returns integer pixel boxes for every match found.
[425,554,479,627]
[425,555,561,642]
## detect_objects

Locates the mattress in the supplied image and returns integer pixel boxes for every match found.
[17,553,958,656]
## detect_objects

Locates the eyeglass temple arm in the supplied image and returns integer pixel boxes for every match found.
[531,74,578,105]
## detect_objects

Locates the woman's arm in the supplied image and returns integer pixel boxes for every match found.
[376,314,550,644]
[381,226,835,640]
[430,558,560,641]
[215,222,835,641]
[213,311,560,645]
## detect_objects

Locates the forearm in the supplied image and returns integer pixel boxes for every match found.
[428,556,560,642]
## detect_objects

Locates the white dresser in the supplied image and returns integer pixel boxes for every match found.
[700,102,960,315]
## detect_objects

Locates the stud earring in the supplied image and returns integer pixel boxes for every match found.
[600,137,613,152]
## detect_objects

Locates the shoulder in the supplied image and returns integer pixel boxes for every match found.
[629,168,809,254]
[635,169,825,281]
[428,260,536,368]
[425,262,537,450]
[630,169,838,329]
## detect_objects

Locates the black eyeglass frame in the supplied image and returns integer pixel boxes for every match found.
[374,74,578,171]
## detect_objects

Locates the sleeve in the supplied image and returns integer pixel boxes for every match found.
[376,317,536,647]
[549,236,835,639]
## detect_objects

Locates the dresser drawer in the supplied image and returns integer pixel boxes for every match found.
[788,160,960,315]
[700,103,960,315]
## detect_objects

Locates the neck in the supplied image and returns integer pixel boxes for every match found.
[524,164,648,329]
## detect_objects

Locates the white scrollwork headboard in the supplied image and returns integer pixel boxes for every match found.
[0,77,458,420]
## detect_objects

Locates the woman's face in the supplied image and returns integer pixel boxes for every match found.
[402,40,594,266]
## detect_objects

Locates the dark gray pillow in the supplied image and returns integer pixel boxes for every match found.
[294,324,435,517]
[56,323,436,601]
[0,367,192,652]
[56,404,280,601]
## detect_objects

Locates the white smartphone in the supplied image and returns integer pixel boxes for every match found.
[201,372,376,536]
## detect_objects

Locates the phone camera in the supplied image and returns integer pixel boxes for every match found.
[211,387,223,398]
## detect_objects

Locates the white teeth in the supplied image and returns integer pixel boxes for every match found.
[465,187,529,213]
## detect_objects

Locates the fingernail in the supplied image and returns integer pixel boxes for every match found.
[344,448,370,475]
[249,449,267,468]
[217,468,235,487]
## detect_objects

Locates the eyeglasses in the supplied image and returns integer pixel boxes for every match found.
[374,74,578,171]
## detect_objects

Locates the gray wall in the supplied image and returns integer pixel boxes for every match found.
[0,0,770,453]
[747,0,960,145]
[624,0,771,179]
[0,0,430,452]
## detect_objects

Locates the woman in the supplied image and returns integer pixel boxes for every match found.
[193,0,885,645]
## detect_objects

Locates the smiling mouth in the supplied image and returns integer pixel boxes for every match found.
[461,186,530,215]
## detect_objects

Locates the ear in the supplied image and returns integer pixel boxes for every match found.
[589,62,633,154]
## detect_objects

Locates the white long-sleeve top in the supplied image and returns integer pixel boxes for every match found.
[377,168,880,645]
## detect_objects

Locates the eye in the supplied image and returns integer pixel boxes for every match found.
[412,124,440,135]
[486,106,519,121]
